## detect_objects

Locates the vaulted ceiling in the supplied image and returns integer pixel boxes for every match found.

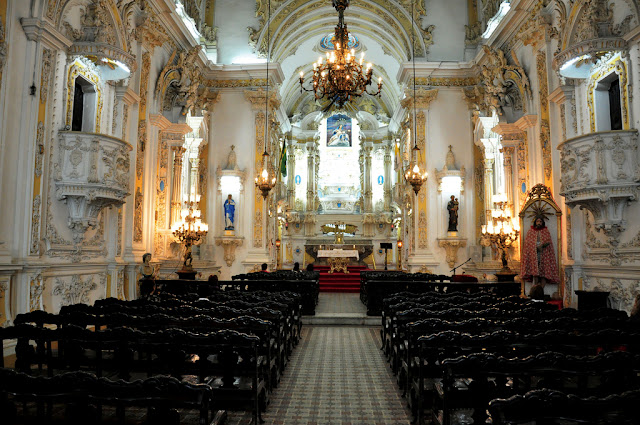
[210,0,463,117]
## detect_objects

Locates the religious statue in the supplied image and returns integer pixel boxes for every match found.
[521,215,558,285]
[224,194,236,230]
[447,195,459,232]
[328,124,350,147]
[139,253,158,279]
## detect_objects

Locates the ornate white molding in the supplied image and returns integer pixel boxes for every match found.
[438,238,467,269]
[435,145,466,193]
[54,131,132,244]
[215,237,244,267]
[559,130,640,244]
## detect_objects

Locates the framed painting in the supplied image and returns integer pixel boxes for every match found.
[327,114,352,147]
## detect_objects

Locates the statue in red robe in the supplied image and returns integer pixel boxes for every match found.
[521,217,558,284]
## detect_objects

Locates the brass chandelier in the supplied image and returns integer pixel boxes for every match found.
[404,0,427,194]
[255,0,277,199]
[299,0,382,108]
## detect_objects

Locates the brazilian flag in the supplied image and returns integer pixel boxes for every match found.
[279,138,287,177]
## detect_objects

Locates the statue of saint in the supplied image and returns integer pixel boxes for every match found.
[224,194,236,230]
[139,253,158,279]
[521,216,559,285]
[447,195,459,232]
[328,124,350,147]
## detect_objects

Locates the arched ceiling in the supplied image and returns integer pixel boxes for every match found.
[212,0,446,117]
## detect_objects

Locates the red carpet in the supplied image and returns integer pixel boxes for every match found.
[316,265,368,293]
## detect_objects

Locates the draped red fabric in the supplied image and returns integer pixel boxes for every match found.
[521,225,559,283]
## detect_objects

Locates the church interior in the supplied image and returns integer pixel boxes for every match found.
[1,0,640,424]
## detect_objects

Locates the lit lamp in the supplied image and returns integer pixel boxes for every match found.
[299,0,382,109]
[254,0,277,199]
[171,195,209,280]
[275,239,281,270]
[481,193,520,279]
[403,0,427,195]
[397,240,403,271]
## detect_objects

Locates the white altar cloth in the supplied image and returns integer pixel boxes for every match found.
[317,249,359,259]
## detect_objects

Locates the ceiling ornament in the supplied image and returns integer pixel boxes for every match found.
[298,0,382,109]
[480,45,531,115]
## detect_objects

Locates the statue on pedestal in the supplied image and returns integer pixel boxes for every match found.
[521,215,558,285]
[139,253,158,279]
[447,195,459,232]
[224,194,236,231]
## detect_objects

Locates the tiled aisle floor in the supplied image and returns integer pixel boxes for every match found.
[316,293,367,314]
[226,294,411,424]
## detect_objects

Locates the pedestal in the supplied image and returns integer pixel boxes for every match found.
[176,270,197,280]
[495,271,517,282]
[215,237,244,267]
[437,237,467,269]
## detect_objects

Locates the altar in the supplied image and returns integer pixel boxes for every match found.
[317,249,359,273]
[304,238,373,267]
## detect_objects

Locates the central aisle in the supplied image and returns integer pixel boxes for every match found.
[228,295,411,424]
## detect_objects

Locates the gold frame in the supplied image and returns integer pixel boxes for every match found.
[65,58,103,133]
[518,184,563,299]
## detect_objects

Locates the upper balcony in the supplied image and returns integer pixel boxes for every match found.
[54,131,132,243]
[558,129,639,239]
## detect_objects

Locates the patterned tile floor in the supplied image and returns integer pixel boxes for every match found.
[316,293,367,314]
[226,325,411,425]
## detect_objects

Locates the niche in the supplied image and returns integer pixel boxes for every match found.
[594,73,623,131]
[71,76,97,132]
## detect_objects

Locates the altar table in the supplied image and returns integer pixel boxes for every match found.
[317,249,359,274]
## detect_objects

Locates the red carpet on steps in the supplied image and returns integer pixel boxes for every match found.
[315,265,368,293]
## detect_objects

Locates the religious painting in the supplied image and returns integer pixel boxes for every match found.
[327,114,352,147]
[519,184,562,298]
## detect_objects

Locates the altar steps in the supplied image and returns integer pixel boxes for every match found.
[316,265,367,293]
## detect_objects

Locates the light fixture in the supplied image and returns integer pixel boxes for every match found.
[255,0,277,199]
[403,0,428,195]
[481,193,520,273]
[298,0,382,109]
[171,197,209,279]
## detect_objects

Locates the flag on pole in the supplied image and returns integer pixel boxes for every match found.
[279,138,287,177]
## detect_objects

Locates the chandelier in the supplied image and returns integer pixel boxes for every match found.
[298,0,382,108]
[255,0,277,199]
[403,0,427,194]
[171,196,209,278]
[481,194,520,273]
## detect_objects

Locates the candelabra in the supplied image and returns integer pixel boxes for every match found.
[298,0,382,109]
[255,150,277,199]
[481,194,520,275]
[171,196,208,279]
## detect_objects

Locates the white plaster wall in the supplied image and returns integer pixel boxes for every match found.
[215,0,261,64]
[424,88,474,273]
[210,90,260,279]
[423,0,467,61]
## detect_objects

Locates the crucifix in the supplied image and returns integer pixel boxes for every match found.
[321,222,358,245]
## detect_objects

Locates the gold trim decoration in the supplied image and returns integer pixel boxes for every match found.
[536,50,553,190]
[65,58,103,133]
[254,111,266,248]
[413,77,480,87]
[416,110,428,249]
[587,53,630,133]
[205,79,269,88]
[133,52,151,243]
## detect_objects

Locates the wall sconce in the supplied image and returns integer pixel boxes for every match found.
[397,240,403,248]
[275,239,281,248]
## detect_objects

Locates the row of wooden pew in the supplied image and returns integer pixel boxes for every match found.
[380,291,640,424]
[0,288,304,424]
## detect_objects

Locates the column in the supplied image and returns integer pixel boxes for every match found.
[383,140,393,210]
[483,157,494,223]
[190,157,200,197]
[501,147,515,207]
[171,145,187,225]
[286,138,296,207]
[363,142,373,212]
[306,139,316,212]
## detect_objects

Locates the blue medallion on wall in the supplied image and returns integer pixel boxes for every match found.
[521,182,527,193]
[159,180,165,191]
[377,175,384,185]
[295,175,301,185]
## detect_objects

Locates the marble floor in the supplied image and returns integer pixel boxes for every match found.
[226,294,410,425]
